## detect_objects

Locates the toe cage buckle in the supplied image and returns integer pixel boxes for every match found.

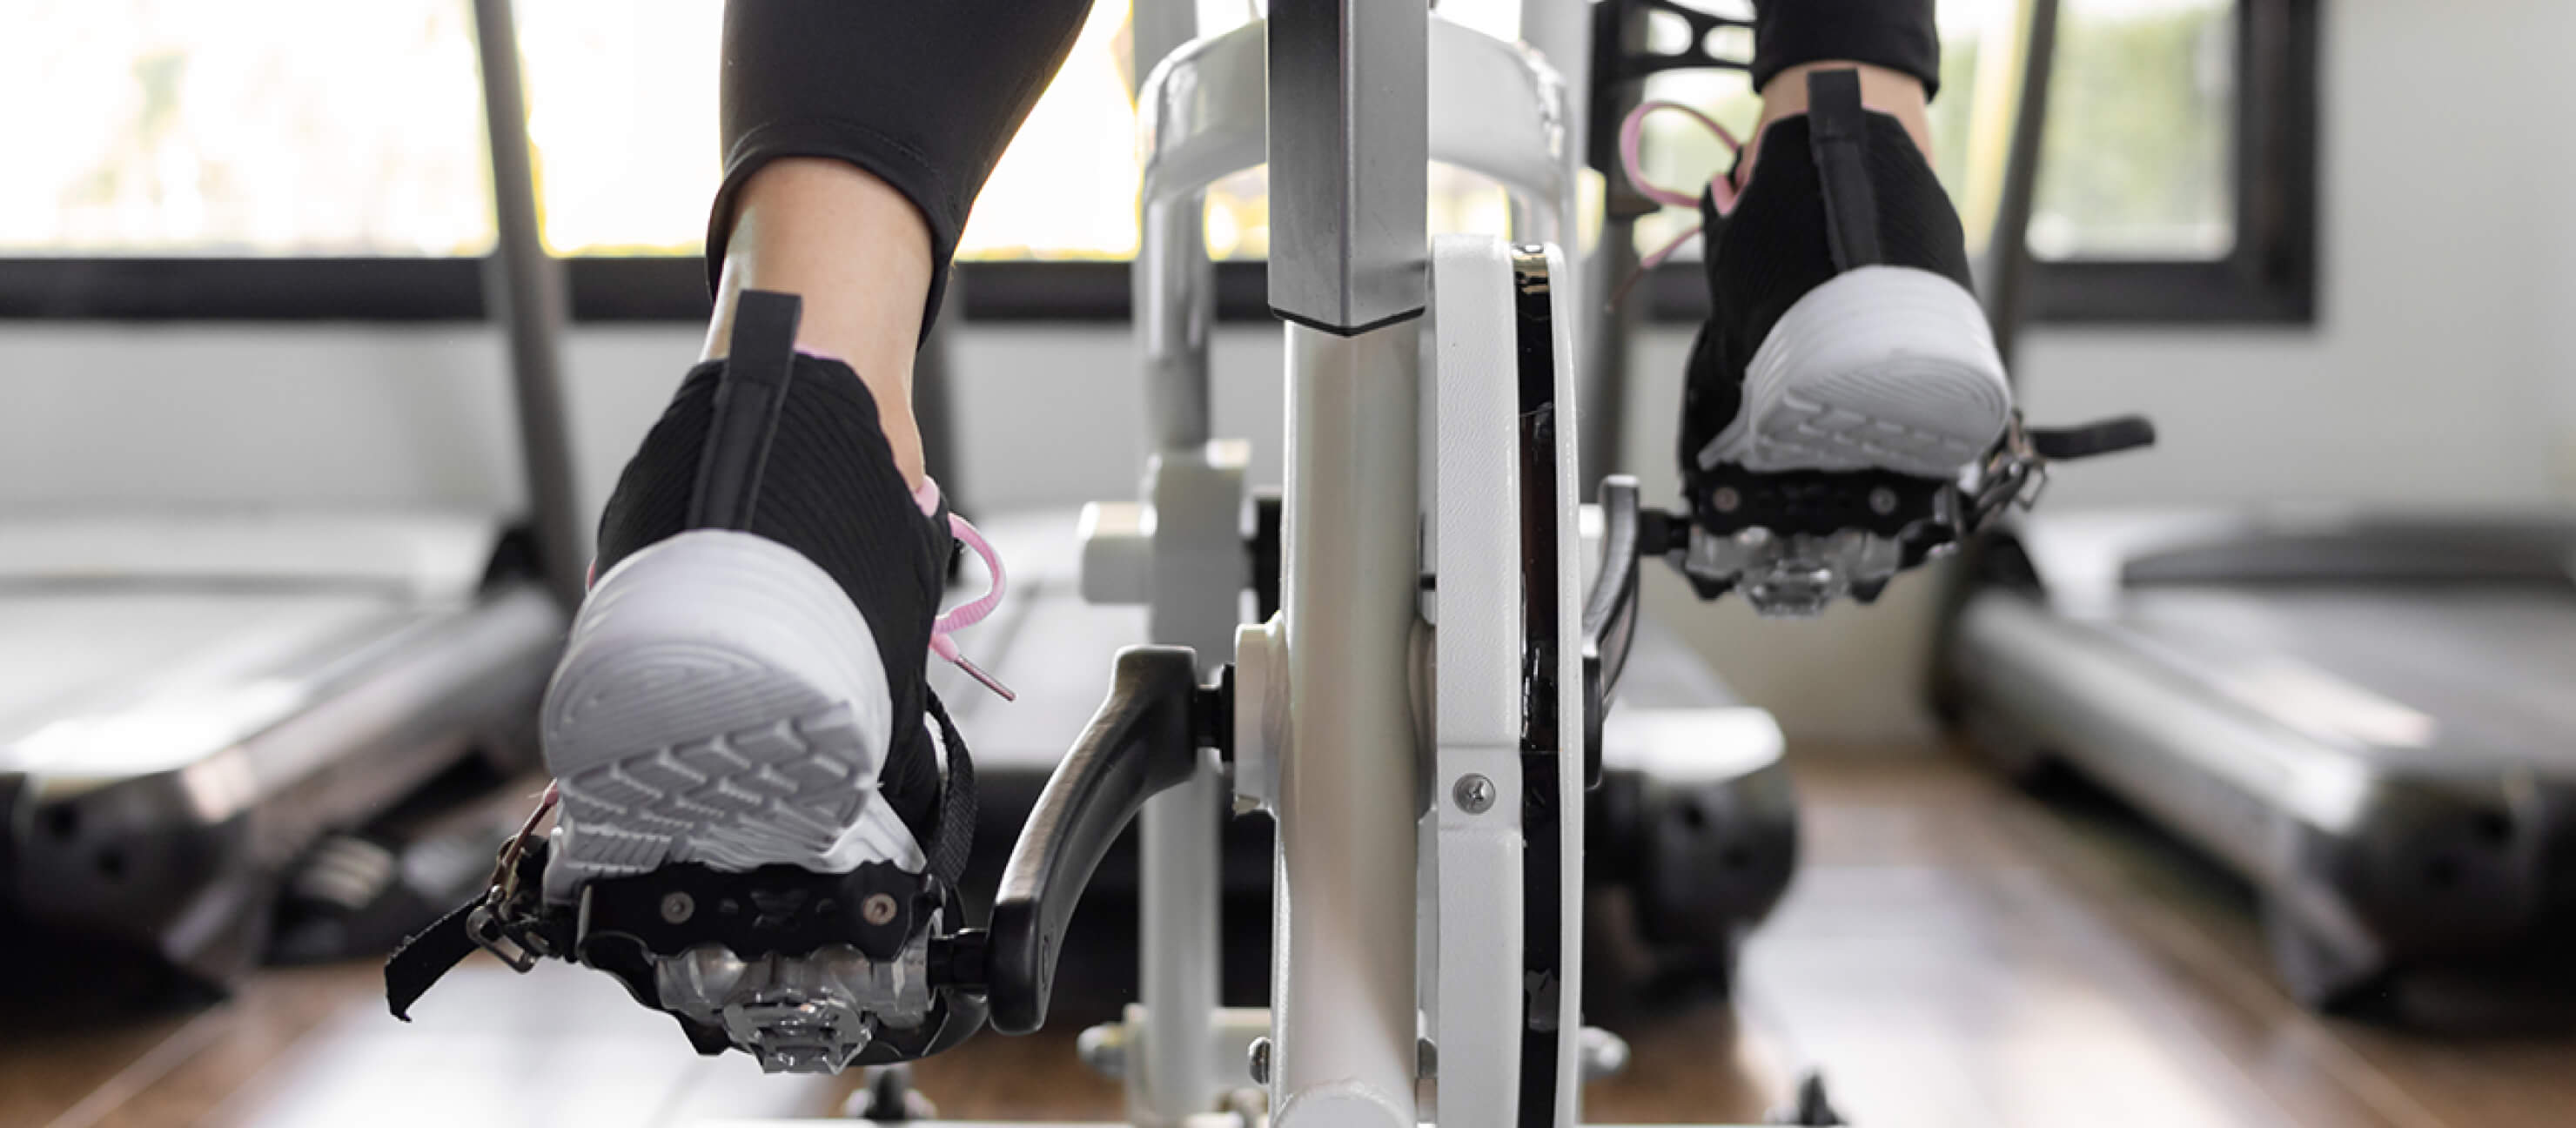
[460,786,563,972]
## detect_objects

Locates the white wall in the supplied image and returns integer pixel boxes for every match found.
[4,0,2571,742]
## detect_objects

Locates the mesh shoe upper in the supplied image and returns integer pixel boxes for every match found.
[592,352,952,846]
[1678,110,1979,483]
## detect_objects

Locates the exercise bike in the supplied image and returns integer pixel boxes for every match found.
[392,1,2148,1123]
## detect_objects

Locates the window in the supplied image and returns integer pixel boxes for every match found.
[2,0,2311,323]
[1941,0,2241,262]
[0,1,493,256]
[1631,0,2314,323]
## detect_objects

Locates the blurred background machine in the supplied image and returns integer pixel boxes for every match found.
[0,0,586,997]
[1940,512,2576,1017]
[1929,0,2576,1024]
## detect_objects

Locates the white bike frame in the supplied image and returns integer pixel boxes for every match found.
[741,3,1747,1125]
[1072,3,1680,1126]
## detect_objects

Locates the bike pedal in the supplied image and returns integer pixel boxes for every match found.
[389,844,989,1074]
[1661,413,2157,616]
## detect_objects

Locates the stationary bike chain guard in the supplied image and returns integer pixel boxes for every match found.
[385,648,1231,1075]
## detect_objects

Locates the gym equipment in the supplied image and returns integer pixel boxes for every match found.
[899,513,1797,1027]
[1585,0,2143,620]
[0,0,581,990]
[1934,0,2575,1016]
[392,0,2135,1121]
[1944,517,2576,1012]
[1070,0,1792,1039]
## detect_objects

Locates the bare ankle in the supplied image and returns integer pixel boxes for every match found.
[702,158,939,491]
[1748,62,1936,177]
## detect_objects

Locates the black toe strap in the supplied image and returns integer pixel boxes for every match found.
[385,896,486,1021]
[385,840,563,1019]
[2028,415,2157,460]
[1807,69,1883,271]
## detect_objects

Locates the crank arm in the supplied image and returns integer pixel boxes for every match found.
[958,646,1231,1035]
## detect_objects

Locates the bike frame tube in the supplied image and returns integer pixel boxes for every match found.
[1266,3,1426,1125]
[1110,3,1600,1122]
[1272,321,1423,1128]
[1140,17,1579,391]
[1128,2,1222,1121]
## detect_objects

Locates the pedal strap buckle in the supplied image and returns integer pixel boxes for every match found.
[385,836,567,1020]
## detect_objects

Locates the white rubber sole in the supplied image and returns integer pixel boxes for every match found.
[540,530,922,902]
[1699,265,2012,477]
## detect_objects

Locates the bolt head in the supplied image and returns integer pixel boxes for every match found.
[1712,486,1741,513]
[1868,487,1899,516]
[861,893,900,926]
[1452,774,1497,815]
[1248,1037,1273,1085]
[660,891,695,924]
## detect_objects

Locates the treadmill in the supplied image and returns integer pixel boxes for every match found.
[1943,514,2576,1010]
[0,0,581,994]
[1934,1,2576,1014]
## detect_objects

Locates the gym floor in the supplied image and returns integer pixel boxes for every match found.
[10,749,2572,1128]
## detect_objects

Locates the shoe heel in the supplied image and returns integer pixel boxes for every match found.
[1731,265,2012,477]
[541,530,894,890]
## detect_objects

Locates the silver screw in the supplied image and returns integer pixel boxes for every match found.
[862,893,900,926]
[660,891,694,924]
[1868,487,1899,516]
[1248,1037,1272,1085]
[1452,774,1497,815]
[1711,486,1741,513]
[1579,1027,1632,1081]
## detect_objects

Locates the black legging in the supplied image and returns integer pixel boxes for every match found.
[708,0,1941,332]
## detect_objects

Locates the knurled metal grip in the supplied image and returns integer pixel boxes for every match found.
[1265,0,1429,333]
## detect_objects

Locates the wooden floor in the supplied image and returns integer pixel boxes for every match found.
[10,749,2573,1128]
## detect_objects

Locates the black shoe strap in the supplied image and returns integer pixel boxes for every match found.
[1806,69,1884,271]
[924,691,978,889]
[690,290,803,530]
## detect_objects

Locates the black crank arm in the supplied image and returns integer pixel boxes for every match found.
[976,646,1224,1034]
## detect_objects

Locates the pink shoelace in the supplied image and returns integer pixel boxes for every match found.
[916,479,1016,702]
[1614,99,1748,300]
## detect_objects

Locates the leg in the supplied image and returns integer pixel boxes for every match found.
[700,0,1097,489]
[524,0,1090,1069]
[702,160,935,486]
[1633,1,2016,611]
[1746,0,1941,168]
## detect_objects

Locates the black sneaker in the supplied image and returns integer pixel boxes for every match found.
[538,290,1004,1069]
[1627,69,2012,490]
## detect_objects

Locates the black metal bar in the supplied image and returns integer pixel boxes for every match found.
[1980,0,2062,374]
[471,0,586,608]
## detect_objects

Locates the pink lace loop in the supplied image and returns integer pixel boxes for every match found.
[1610,99,1748,304]
[918,479,1016,702]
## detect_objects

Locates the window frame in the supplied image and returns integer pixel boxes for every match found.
[0,0,2315,327]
